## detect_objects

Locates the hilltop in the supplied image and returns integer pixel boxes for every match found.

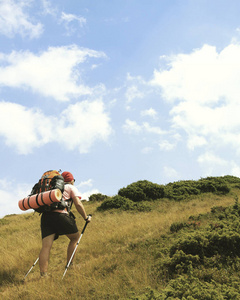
[1,176,240,299]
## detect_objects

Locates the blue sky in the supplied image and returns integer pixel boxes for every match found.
[1,0,240,218]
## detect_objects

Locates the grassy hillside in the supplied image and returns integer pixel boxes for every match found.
[1,176,240,299]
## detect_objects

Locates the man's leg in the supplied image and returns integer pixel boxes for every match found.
[66,232,80,264]
[39,234,55,275]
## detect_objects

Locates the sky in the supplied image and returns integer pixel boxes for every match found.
[1,0,240,218]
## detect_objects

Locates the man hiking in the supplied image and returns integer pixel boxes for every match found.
[39,171,91,277]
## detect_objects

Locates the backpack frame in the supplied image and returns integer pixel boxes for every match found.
[30,170,68,214]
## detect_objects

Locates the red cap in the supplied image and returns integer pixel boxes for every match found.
[61,171,74,182]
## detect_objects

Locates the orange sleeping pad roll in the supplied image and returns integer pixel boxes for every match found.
[18,189,62,211]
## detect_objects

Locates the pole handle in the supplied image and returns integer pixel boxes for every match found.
[82,214,91,234]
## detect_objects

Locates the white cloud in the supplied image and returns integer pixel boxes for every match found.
[196,152,230,178]
[143,122,165,135]
[123,119,166,136]
[231,163,240,178]
[0,101,54,154]
[0,0,43,38]
[80,189,100,201]
[141,108,157,118]
[187,135,207,150]
[123,119,142,133]
[125,85,144,103]
[163,166,179,179]
[59,100,112,153]
[79,179,93,188]
[61,12,86,26]
[41,0,57,16]
[149,43,240,156]
[141,147,153,154]
[0,100,112,154]
[0,45,106,101]
[150,44,240,104]
[60,12,86,36]
[197,152,228,166]
[159,140,175,151]
[0,179,31,218]
[76,179,99,201]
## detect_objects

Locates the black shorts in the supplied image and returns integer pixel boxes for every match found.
[41,212,78,240]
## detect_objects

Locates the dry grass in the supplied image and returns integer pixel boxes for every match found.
[0,192,237,300]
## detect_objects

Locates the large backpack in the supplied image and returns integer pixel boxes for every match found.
[30,170,67,214]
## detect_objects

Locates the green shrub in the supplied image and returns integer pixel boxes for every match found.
[118,180,164,202]
[207,231,240,257]
[134,202,240,300]
[97,195,135,211]
[118,186,147,202]
[170,221,186,233]
[117,176,232,205]
[165,180,200,200]
[166,250,201,274]
[170,232,209,259]
[170,221,201,233]
[88,193,107,202]
[97,195,152,212]
[198,177,230,195]
[164,177,231,201]
[134,180,165,200]
[135,202,152,212]
[222,175,240,184]
[160,275,235,299]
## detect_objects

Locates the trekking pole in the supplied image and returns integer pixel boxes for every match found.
[23,257,39,281]
[62,216,90,280]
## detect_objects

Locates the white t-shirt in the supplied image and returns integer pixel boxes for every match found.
[62,183,81,201]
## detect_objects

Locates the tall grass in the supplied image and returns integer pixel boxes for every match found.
[0,192,236,299]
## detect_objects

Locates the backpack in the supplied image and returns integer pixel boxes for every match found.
[30,170,68,214]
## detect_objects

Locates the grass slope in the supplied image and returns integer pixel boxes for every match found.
[0,178,240,299]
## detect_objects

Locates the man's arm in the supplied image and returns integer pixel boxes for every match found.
[72,196,91,222]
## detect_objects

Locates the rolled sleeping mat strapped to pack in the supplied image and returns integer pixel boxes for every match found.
[18,189,62,211]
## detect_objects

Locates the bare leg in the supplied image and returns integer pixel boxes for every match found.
[39,234,55,275]
[66,232,80,264]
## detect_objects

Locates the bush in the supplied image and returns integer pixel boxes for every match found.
[169,205,240,260]
[164,177,231,201]
[97,196,134,211]
[118,180,165,202]
[198,177,230,195]
[89,193,107,202]
[166,250,200,274]
[134,180,165,200]
[117,176,232,205]
[135,202,152,212]
[170,232,209,259]
[118,186,147,202]
[170,221,186,233]
[160,275,236,299]
[165,180,200,200]
[134,203,240,300]
[97,195,152,212]
[222,175,240,184]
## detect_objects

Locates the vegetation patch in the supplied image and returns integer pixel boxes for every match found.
[2,175,240,299]
[96,176,235,212]
[97,195,152,212]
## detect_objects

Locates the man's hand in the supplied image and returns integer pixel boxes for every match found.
[85,215,92,223]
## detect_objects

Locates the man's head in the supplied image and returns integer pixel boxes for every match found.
[61,171,75,183]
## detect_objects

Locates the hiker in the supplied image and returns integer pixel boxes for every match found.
[38,171,91,277]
